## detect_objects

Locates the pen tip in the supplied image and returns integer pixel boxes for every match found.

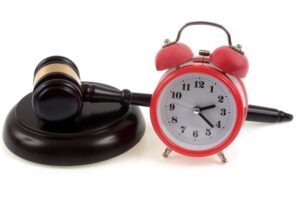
[280,111,293,122]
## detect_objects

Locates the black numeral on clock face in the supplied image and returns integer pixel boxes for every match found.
[180,126,186,133]
[194,81,205,88]
[182,83,190,91]
[218,95,224,103]
[210,85,214,93]
[169,103,175,111]
[205,129,211,136]
[220,108,226,116]
[171,116,178,123]
[215,120,221,128]
[193,130,199,138]
[171,91,182,99]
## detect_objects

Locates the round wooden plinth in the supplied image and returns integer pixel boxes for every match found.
[3,93,145,166]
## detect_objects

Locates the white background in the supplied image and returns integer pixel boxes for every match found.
[0,0,299,199]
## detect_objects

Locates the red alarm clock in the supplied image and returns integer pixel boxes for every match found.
[150,21,249,163]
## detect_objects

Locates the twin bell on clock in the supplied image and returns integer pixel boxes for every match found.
[2,21,292,166]
[155,21,249,78]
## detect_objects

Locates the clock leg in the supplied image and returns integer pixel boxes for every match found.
[162,147,172,158]
[217,151,228,164]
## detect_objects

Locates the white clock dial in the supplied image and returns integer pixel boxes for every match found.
[157,72,237,151]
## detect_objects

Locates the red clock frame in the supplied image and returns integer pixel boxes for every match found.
[150,64,246,157]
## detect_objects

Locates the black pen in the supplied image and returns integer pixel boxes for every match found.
[246,105,293,123]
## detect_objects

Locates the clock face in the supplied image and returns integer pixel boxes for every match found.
[153,66,241,154]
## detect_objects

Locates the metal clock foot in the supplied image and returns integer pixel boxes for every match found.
[217,151,228,164]
[162,148,172,158]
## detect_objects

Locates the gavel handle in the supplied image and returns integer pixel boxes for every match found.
[129,92,152,107]
[81,82,152,107]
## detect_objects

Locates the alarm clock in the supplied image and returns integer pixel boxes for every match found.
[150,21,249,163]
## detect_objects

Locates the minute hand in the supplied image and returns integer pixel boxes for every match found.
[198,113,214,128]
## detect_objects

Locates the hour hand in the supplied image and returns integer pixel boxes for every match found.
[199,104,216,111]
